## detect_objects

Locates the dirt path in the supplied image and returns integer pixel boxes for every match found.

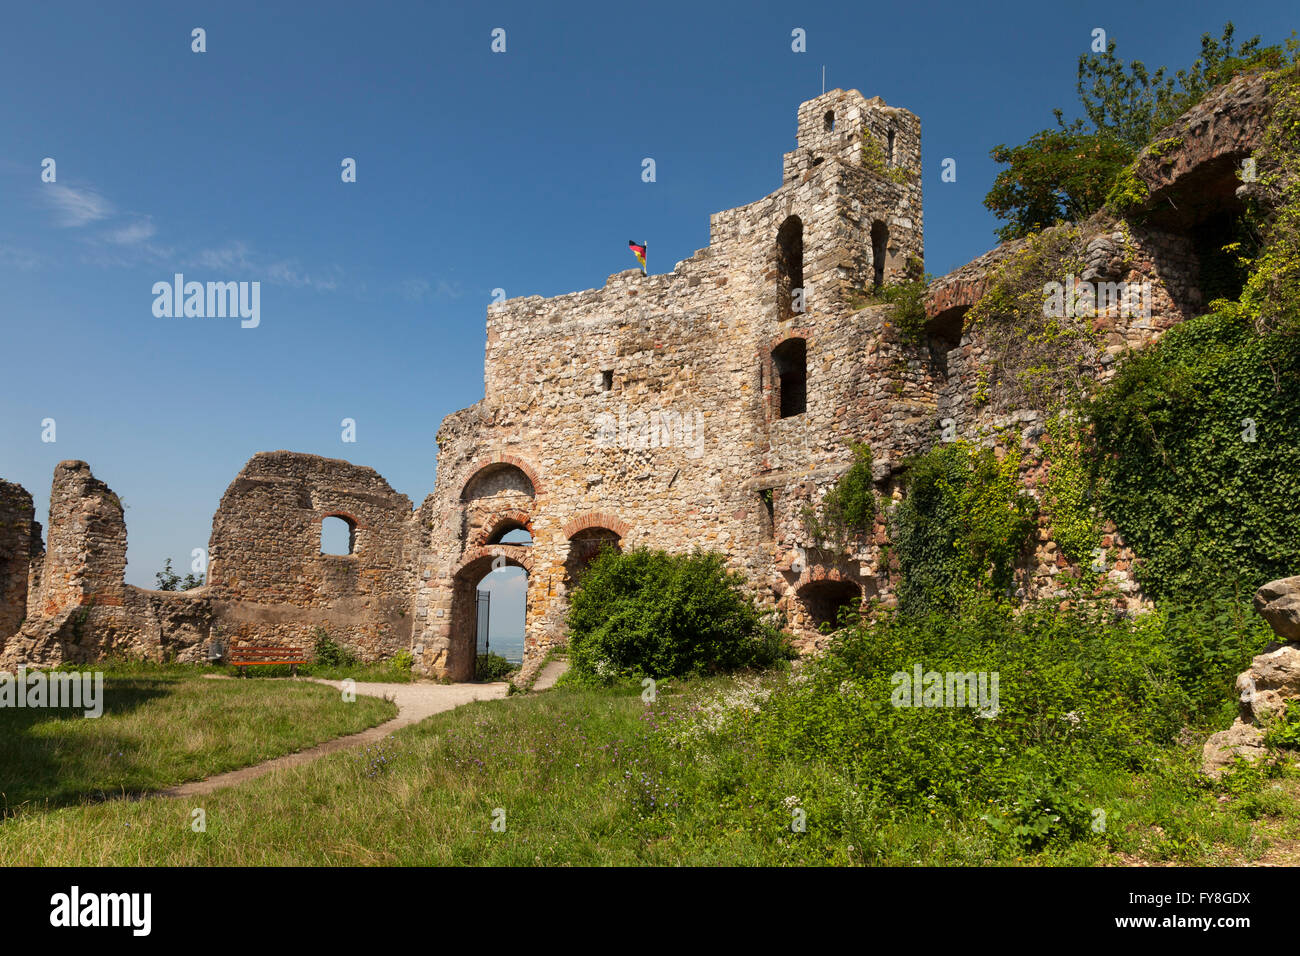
[157,678,509,799]
[531,659,569,692]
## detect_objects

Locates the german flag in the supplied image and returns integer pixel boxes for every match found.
[628,240,647,272]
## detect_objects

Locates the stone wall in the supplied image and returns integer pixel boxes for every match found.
[205,451,417,660]
[0,480,37,639]
[0,461,216,667]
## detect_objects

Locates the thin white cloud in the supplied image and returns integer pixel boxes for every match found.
[396,277,463,301]
[266,259,340,291]
[435,278,463,299]
[43,184,113,227]
[188,241,254,271]
[104,219,157,245]
[398,278,431,301]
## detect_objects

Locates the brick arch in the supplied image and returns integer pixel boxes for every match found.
[792,566,864,633]
[446,545,536,682]
[791,564,858,590]
[471,510,534,548]
[320,510,364,530]
[452,544,537,579]
[767,329,813,352]
[460,454,544,500]
[562,512,631,540]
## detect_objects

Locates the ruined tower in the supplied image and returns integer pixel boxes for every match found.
[409,89,928,682]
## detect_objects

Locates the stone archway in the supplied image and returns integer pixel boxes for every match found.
[448,546,534,682]
[791,566,864,635]
[561,513,630,587]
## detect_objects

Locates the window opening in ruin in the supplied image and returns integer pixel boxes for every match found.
[602,369,614,391]
[320,515,356,555]
[1191,210,1248,303]
[776,216,804,321]
[824,110,835,132]
[886,128,896,166]
[772,338,807,418]
[799,579,861,632]
[490,526,533,546]
[871,221,888,289]
[760,489,775,539]
[565,527,621,585]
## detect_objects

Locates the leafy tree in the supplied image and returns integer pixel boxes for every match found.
[1078,24,1282,151]
[985,22,1286,239]
[984,126,1133,241]
[155,557,205,591]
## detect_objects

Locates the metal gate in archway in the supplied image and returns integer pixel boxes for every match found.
[475,588,491,659]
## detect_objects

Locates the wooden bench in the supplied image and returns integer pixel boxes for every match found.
[229,646,306,677]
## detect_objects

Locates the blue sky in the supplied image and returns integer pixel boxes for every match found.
[1,1,1294,646]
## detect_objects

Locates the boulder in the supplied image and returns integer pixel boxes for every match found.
[1202,719,1268,779]
[1254,576,1300,642]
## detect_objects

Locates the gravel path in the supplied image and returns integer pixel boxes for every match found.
[157,678,509,798]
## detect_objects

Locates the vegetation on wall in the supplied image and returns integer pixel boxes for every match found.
[1085,304,1300,605]
[800,443,876,554]
[889,440,1038,616]
[963,225,1097,412]
[1039,414,1104,571]
[154,558,204,591]
[1240,60,1300,335]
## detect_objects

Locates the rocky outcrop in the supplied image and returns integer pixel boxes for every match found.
[1202,575,1300,777]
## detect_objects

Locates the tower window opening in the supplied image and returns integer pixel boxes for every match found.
[772,338,807,418]
[886,128,896,166]
[824,110,835,132]
[871,221,889,290]
[776,215,804,320]
[602,369,613,391]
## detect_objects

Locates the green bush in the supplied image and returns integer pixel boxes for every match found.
[475,652,516,682]
[801,443,876,553]
[567,548,794,682]
[313,628,357,667]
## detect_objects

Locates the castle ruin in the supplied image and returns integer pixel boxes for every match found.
[0,77,1272,683]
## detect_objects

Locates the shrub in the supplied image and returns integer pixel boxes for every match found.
[801,443,876,553]
[567,548,795,682]
[740,598,1192,849]
[155,558,204,591]
[475,652,516,682]
[313,628,356,667]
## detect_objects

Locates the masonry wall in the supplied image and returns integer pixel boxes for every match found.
[0,480,37,639]
[1,77,1272,678]
[205,451,417,660]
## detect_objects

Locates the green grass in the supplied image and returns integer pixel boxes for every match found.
[0,673,1290,866]
[223,659,417,683]
[0,663,396,818]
